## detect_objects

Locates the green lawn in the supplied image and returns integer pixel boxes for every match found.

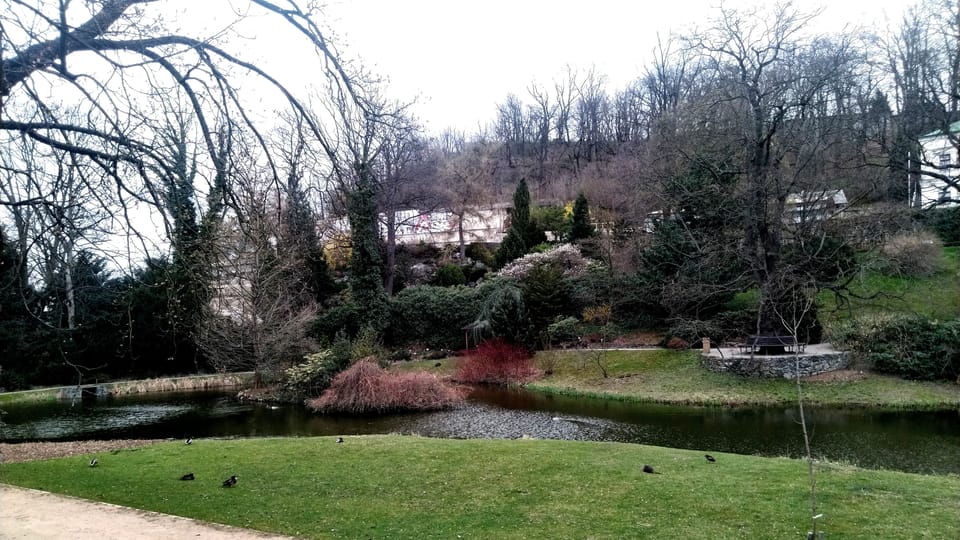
[822,246,960,322]
[525,350,960,408]
[1,436,957,539]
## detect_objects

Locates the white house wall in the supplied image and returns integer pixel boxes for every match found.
[919,133,960,208]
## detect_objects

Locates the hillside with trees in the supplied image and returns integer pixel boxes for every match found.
[2,0,959,391]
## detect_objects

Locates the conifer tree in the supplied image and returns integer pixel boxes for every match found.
[570,192,595,241]
[495,179,533,267]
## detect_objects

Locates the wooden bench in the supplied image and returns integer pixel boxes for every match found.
[738,335,806,355]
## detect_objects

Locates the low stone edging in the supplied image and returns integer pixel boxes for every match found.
[702,350,850,379]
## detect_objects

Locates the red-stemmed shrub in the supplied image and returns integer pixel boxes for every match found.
[453,339,541,384]
[307,359,465,414]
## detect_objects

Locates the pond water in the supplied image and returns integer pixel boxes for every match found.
[1,387,957,475]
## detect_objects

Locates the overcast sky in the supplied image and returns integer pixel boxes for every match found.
[321,0,910,135]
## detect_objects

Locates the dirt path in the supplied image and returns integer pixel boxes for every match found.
[0,485,298,540]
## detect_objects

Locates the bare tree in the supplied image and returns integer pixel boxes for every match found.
[375,113,439,295]
[528,82,556,187]
[201,156,317,383]
[440,142,495,260]
[688,2,863,336]
[2,0,363,255]
[884,0,960,205]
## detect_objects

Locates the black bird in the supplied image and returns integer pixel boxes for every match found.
[336,437,344,444]
[222,475,238,487]
[180,473,195,481]
[89,458,98,467]
[705,454,716,463]
[642,464,660,474]
[185,437,193,445]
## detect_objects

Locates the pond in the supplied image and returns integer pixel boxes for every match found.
[1,387,957,475]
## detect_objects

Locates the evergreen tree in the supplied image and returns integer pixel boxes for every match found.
[495,178,533,267]
[569,192,595,241]
[347,163,389,332]
[282,170,338,304]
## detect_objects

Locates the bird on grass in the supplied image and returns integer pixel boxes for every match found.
[642,464,660,474]
[336,437,344,444]
[705,454,716,463]
[185,437,193,445]
[180,473,195,481]
[222,475,238,487]
[89,458,98,467]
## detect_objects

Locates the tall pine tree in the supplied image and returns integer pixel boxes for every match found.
[569,192,595,241]
[495,178,532,268]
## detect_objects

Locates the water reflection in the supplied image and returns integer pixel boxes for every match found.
[1,388,957,474]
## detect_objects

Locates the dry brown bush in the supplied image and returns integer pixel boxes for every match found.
[879,231,944,277]
[306,360,465,414]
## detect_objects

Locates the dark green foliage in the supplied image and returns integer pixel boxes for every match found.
[388,285,484,349]
[433,264,466,287]
[312,303,362,344]
[635,160,745,321]
[531,205,568,240]
[281,170,339,303]
[569,192,595,241]
[494,228,526,268]
[522,263,571,347]
[347,165,389,333]
[0,228,37,389]
[832,315,960,380]
[116,259,194,377]
[917,207,960,245]
[472,281,529,345]
[495,178,536,268]
[465,243,495,267]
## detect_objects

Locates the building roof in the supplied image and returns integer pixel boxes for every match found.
[920,120,960,140]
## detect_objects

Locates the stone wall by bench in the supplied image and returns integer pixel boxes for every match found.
[703,351,849,379]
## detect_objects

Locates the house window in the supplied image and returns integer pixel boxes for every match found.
[938,152,952,167]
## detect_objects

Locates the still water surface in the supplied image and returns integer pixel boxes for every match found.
[1,387,957,474]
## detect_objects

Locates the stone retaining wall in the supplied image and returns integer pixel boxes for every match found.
[703,351,849,379]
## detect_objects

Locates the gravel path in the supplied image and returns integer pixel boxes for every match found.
[0,485,298,539]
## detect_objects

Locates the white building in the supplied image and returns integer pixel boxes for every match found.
[916,121,960,208]
[785,189,848,224]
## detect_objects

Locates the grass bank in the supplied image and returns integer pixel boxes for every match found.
[400,349,960,408]
[822,246,960,322]
[0,372,254,405]
[525,350,960,408]
[1,436,956,539]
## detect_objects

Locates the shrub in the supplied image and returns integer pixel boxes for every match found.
[453,339,540,384]
[388,285,484,349]
[582,304,612,325]
[879,231,944,277]
[351,326,385,363]
[829,314,960,380]
[466,243,495,267]
[307,360,464,413]
[434,263,467,286]
[280,349,351,398]
[498,244,588,280]
[666,337,690,350]
[312,303,361,343]
[547,317,580,344]
[665,319,722,346]
[916,206,960,245]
